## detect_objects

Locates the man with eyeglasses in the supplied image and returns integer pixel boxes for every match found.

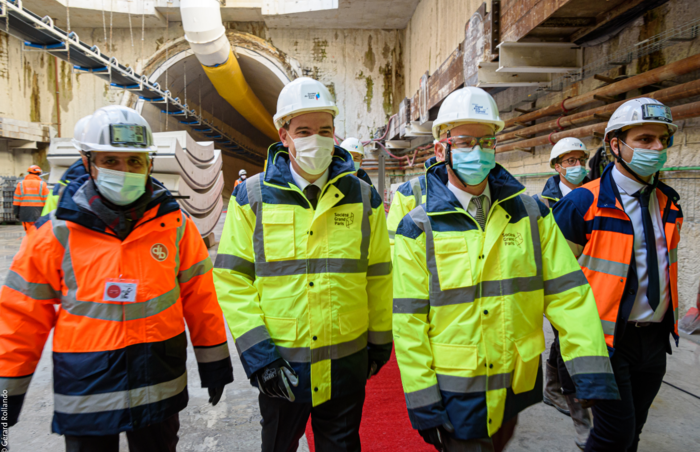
[553,98,682,452]
[537,137,593,450]
[392,86,618,452]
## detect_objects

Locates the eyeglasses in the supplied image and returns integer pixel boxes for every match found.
[441,135,497,150]
[559,157,588,167]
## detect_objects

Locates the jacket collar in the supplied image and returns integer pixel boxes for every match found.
[264,142,356,190]
[56,174,180,237]
[425,160,525,214]
[597,162,681,210]
[542,174,563,201]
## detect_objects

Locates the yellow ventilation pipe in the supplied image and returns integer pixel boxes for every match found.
[180,0,279,141]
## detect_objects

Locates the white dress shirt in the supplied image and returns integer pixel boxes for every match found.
[612,166,670,322]
[289,162,329,193]
[559,180,573,198]
[447,182,492,221]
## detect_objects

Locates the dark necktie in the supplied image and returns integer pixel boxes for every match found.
[304,185,321,210]
[632,187,660,311]
[470,195,486,230]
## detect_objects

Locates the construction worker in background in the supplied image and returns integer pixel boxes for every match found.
[234,168,247,188]
[41,116,91,216]
[13,165,49,231]
[386,160,429,250]
[553,98,682,452]
[214,77,392,452]
[537,138,590,207]
[0,105,234,452]
[392,86,619,452]
[340,137,374,185]
[538,137,592,449]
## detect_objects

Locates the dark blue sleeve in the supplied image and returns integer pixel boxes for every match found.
[552,188,594,250]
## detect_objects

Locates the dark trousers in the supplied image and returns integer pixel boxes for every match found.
[548,325,576,394]
[260,390,366,452]
[64,414,179,452]
[585,323,667,452]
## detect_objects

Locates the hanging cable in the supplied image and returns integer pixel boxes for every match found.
[66,0,71,61]
[128,0,134,49]
[183,60,187,118]
[141,0,145,65]
[102,0,107,44]
[109,0,113,53]
[4,0,9,34]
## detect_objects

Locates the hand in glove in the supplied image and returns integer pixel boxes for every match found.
[208,386,224,406]
[255,359,299,402]
[367,359,387,380]
[418,420,455,451]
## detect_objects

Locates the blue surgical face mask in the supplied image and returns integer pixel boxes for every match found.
[563,166,587,185]
[621,141,668,177]
[450,146,496,186]
[95,167,147,206]
[354,161,362,171]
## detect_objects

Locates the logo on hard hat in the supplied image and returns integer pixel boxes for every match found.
[151,243,169,262]
[306,92,321,100]
[473,104,487,115]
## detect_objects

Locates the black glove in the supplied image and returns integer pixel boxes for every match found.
[254,359,299,402]
[367,359,388,380]
[208,386,224,406]
[418,421,455,451]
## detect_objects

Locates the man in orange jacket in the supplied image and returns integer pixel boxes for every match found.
[13,165,49,231]
[0,106,234,452]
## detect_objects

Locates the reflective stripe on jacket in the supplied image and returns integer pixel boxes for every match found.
[393,161,617,440]
[552,163,682,349]
[0,177,233,435]
[386,173,427,245]
[13,174,49,222]
[214,143,393,407]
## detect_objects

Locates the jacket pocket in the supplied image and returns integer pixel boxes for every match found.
[431,343,478,371]
[262,210,295,261]
[265,317,298,342]
[434,236,472,290]
[339,308,369,336]
[512,329,546,394]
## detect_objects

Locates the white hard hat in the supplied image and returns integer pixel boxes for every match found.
[239,169,247,176]
[550,137,589,168]
[604,98,678,143]
[340,137,364,156]
[432,86,505,139]
[273,77,339,130]
[71,115,93,151]
[75,106,156,153]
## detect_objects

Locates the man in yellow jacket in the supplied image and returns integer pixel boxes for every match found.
[214,77,393,452]
[386,161,428,248]
[392,87,619,452]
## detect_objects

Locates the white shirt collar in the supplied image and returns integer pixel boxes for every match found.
[559,180,573,197]
[612,165,645,196]
[289,161,329,192]
[447,181,491,211]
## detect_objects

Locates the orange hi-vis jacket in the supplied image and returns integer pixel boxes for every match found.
[0,176,233,436]
[13,173,49,222]
[552,163,682,350]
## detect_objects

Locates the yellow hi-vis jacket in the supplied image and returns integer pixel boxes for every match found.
[214,143,393,406]
[386,172,427,248]
[393,159,619,440]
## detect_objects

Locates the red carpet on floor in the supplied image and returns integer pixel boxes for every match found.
[305,348,434,451]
